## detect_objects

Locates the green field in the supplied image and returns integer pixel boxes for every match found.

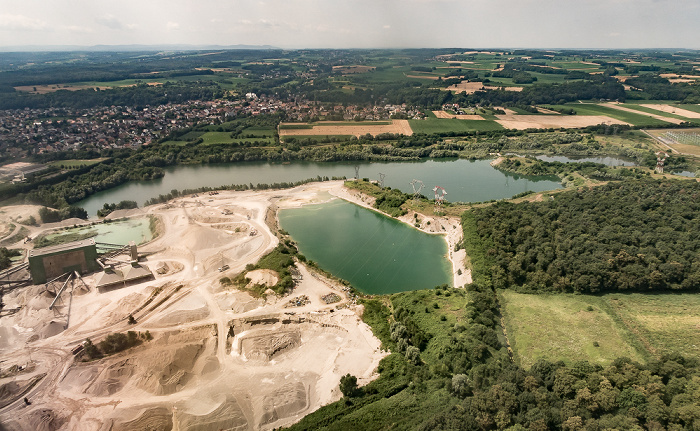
[408,118,504,134]
[238,126,276,137]
[545,103,673,127]
[605,293,700,358]
[163,129,275,146]
[548,61,603,71]
[199,131,274,145]
[500,291,645,368]
[279,124,313,130]
[74,73,248,90]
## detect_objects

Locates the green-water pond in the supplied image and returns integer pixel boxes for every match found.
[279,199,452,295]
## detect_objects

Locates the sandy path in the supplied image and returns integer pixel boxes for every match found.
[601,102,683,124]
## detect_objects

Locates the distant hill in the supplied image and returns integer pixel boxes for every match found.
[0,44,280,52]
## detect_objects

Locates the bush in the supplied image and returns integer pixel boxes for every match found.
[405,346,421,365]
[339,373,360,397]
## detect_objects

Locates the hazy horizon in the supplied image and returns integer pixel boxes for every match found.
[1,0,699,50]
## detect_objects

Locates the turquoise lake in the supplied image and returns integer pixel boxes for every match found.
[279,199,452,295]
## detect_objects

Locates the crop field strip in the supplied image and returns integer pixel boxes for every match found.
[616,104,692,121]
[545,103,674,127]
[408,118,504,134]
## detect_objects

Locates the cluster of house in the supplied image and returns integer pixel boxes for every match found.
[0,102,232,157]
[0,95,428,159]
[241,94,426,122]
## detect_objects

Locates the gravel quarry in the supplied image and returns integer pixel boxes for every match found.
[0,182,400,431]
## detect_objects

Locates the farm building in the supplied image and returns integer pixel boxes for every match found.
[28,239,100,284]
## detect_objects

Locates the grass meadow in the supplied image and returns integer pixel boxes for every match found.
[604,293,700,358]
[500,290,645,368]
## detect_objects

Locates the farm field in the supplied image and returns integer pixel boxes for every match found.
[666,104,700,114]
[14,84,114,93]
[638,104,700,119]
[545,103,674,127]
[602,103,685,124]
[494,114,627,130]
[408,118,503,134]
[604,293,700,358]
[500,291,645,368]
[279,119,412,137]
[615,103,691,121]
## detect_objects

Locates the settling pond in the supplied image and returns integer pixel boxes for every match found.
[42,218,153,247]
[78,159,563,216]
[279,199,452,294]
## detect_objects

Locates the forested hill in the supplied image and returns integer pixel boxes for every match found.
[467,179,700,293]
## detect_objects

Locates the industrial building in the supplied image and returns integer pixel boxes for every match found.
[28,239,100,284]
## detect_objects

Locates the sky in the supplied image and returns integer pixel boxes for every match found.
[0,0,699,49]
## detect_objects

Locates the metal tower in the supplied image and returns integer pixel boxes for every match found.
[655,151,669,174]
[354,165,360,180]
[379,173,386,188]
[433,186,447,214]
[410,179,424,204]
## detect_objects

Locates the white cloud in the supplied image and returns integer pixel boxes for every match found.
[0,14,47,31]
[62,25,93,33]
[166,22,180,30]
[96,14,124,30]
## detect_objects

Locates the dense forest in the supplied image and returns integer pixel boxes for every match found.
[466,179,700,293]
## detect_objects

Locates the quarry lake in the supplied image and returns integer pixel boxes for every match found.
[279,199,452,294]
[78,159,562,216]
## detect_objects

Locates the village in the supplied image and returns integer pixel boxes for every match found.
[0,94,425,161]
